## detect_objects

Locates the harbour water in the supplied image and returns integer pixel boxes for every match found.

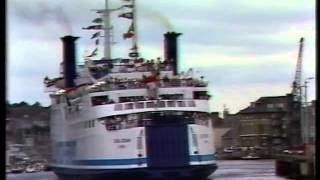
[7,160,288,180]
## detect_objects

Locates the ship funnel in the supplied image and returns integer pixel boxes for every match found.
[61,35,79,88]
[164,32,182,75]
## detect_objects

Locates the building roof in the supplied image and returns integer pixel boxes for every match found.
[6,105,50,129]
[212,117,230,128]
[222,128,238,139]
[222,129,232,138]
[236,94,292,114]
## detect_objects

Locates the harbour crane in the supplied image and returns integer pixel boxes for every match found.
[291,37,304,102]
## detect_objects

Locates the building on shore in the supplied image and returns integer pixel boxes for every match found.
[303,100,315,144]
[220,113,240,149]
[6,103,51,165]
[235,94,301,155]
[211,112,232,152]
[219,93,303,157]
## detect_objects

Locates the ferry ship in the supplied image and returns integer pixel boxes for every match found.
[44,0,217,179]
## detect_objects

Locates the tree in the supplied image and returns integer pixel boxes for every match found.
[19,101,29,107]
[32,102,41,107]
[11,101,29,107]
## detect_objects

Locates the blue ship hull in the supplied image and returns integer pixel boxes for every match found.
[53,164,218,180]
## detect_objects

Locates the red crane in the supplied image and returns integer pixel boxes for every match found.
[291,37,304,102]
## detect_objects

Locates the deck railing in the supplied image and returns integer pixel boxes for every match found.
[114,100,197,111]
[88,79,207,93]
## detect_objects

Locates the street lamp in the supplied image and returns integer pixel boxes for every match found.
[298,77,315,175]
[303,77,314,145]
[304,77,314,106]
[299,77,314,144]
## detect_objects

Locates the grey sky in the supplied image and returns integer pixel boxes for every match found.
[7,0,316,113]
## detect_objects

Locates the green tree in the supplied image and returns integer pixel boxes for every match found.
[32,102,41,107]
[11,101,29,107]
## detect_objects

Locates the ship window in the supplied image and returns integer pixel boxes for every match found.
[115,104,123,111]
[125,103,134,110]
[91,95,109,106]
[193,91,208,100]
[157,101,166,107]
[119,96,145,103]
[177,101,186,107]
[160,94,183,100]
[167,101,176,107]
[135,102,144,109]
[188,101,196,107]
[146,101,156,108]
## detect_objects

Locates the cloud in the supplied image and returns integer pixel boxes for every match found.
[7,0,316,113]
[208,83,292,113]
[7,75,51,106]
[8,0,74,34]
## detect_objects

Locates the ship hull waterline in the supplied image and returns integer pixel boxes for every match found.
[52,164,218,180]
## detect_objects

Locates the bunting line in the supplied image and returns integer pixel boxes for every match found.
[91,31,101,39]
[118,12,133,19]
[86,48,98,57]
[82,25,103,30]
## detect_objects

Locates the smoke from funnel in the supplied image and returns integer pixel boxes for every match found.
[139,6,174,31]
[13,1,72,34]
[52,6,73,34]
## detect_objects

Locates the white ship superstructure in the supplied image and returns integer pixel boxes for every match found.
[44,0,217,179]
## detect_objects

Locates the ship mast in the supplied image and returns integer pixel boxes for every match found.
[84,0,138,59]
[132,0,138,57]
[104,0,112,59]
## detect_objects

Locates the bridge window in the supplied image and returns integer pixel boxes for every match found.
[146,101,156,108]
[114,104,123,111]
[91,95,110,106]
[193,91,209,100]
[125,103,134,110]
[167,101,176,107]
[119,96,145,103]
[102,115,142,131]
[135,102,144,109]
[160,94,183,100]
[177,101,186,107]
[157,101,166,107]
[188,101,196,107]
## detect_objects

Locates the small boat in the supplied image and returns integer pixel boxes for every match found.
[10,166,24,173]
[34,163,44,172]
[6,167,12,174]
[241,153,261,160]
[25,165,37,173]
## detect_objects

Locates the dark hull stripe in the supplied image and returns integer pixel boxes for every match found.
[190,154,215,161]
[54,154,215,166]
[52,164,218,179]
[75,158,146,165]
